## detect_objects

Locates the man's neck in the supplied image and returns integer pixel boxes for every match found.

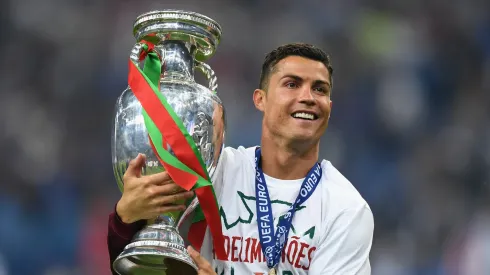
[259,132,320,180]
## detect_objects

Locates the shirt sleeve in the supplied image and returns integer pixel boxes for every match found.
[309,204,374,275]
[107,206,145,275]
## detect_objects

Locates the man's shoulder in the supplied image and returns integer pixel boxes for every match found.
[222,145,257,154]
[319,160,371,212]
[220,145,257,165]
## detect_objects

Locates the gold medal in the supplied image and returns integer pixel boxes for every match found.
[269,268,276,275]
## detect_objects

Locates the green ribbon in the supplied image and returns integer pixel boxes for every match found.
[139,46,210,222]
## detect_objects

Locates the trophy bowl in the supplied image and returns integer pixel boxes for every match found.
[111,10,225,275]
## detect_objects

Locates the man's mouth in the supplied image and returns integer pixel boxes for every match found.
[291,112,318,121]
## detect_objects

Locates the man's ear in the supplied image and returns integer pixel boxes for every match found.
[253,89,266,112]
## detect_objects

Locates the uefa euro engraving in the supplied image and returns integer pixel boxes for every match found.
[111,10,225,275]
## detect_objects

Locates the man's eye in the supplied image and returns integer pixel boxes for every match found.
[285,82,297,88]
[314,87,325,92]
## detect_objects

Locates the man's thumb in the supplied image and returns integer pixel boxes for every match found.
[188,246,206,267]
[126,153,146,177]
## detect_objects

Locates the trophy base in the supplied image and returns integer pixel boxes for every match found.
[113,246,197,275]
[113,225,198,275]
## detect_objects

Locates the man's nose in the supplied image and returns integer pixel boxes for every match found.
[298,86,315,106]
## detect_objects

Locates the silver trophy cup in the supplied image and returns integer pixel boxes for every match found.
[111,10,225,275]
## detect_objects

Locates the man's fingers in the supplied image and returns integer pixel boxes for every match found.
[187,245,200,262]
[187,246,212,270]
[153,191,194,205]
[125,153,146,178]
[160,182,187,194]
[147,183,188,198]
[145,171,174,185]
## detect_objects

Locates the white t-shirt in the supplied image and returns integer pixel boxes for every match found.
[198,146,374,275]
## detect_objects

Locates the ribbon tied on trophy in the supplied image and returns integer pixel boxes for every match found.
[127,39,226,261]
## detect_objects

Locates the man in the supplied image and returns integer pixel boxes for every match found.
[108,43,374,274]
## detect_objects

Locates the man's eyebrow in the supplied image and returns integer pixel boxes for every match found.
[281,74,331,87]
[313,79,331,88]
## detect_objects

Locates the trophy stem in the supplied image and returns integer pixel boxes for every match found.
[155,40,197,82]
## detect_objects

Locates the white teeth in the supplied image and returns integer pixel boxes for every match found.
[292,112,315,120]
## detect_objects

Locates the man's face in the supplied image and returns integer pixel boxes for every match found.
[254,56,332,143]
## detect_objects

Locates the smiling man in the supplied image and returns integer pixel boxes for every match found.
[108,43,374,275]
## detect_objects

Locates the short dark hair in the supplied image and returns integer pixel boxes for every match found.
[259,43,333,91]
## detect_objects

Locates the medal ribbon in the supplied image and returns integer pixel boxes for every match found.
[254,147,322,269]
[127,40,226,260]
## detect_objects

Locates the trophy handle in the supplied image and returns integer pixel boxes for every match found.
[177,197,200,228]
[195,60,218,93]
[129,42,146,65]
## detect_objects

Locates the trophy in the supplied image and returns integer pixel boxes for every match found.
[111,10,225,274]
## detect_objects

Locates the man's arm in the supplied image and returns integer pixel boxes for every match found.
[106,154,194,274]
[309,204,374,274]
[107,208,145,275]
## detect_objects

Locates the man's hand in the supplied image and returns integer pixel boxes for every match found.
[188,246,216,275]
[116,153,195,224]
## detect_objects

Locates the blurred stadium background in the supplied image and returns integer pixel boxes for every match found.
[0,0,489,274]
